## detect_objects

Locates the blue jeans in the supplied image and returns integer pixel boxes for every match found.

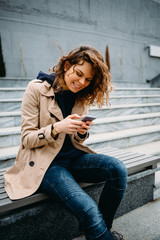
[39,153,127,240]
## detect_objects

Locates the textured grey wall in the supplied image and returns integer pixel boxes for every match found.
[0,0,160,86]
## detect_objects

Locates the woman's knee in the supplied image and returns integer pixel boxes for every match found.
[112,159,127,177]
[110,159,128,189]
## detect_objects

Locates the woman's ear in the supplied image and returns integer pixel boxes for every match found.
[64,61,71,71]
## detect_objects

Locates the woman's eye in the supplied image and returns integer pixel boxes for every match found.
[86,78,92,82]
[76,72,82,77]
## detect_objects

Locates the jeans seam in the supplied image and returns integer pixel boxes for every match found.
[95,227,108,240]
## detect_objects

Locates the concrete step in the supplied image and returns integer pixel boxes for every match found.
[0,99,22,112]
[111,87,160,96]
[0,88,159,104]
[0,111,21,127]
[113,81,150,88]
[1,119,160,150]
[109,95,160,105]
[0,77,31,87]
[0,79,159,94]
[1,99,160,113]
[0,146,18,168]
[86,124,160,150]
[0,88,25,99]
[89,103,160,117]
[0,109,159,149]
[0,111,160,130]
[90,112,160,134]
[0,127,21,148]
[0,123,159,155]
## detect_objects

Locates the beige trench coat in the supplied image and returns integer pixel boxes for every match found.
[4,80,96,200]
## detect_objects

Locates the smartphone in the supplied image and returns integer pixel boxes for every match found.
[81,115,97,122]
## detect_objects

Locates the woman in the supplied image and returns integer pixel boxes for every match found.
[4,46,127,240]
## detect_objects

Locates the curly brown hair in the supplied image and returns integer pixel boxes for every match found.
[51,45,113,108]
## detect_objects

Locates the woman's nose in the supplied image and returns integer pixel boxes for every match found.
[79,78,86,85]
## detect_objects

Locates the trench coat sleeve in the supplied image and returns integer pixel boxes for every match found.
[73,132,89,143]
[21,81,56,149]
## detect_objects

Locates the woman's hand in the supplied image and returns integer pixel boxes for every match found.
[54,114,84,134]
[77,120,93,135]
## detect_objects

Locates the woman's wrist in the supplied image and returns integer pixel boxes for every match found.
[53,122,61,134]
[77,132,87,138]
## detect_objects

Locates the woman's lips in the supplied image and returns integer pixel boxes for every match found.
[72,82,81,89]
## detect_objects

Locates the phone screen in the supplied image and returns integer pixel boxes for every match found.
[81,115,96,122]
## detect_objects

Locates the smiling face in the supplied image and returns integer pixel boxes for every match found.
[63,61,94,93]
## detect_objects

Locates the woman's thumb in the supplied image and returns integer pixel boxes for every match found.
[69,114,81,119]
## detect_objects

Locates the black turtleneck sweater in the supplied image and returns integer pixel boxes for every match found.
[37,71,84,160]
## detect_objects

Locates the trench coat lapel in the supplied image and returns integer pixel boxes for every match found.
[40,81,55,97]
[48,100,63,120]
[40,81,64,121]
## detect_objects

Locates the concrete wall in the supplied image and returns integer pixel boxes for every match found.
[0,0,160,86]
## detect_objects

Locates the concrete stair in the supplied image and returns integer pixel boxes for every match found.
[89,103,160,117]
[0,77,31,87]
[0,126,21,148]
[0,99,22,112]
[110,88,160,95]
[0,88,26,99]
[0,111,21,127]
[86,124,160,149]
[0,146,18,169]
[90,112,160,134]
[86,87,160,154]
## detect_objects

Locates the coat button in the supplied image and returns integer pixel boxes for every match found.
[29,161,35,167]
